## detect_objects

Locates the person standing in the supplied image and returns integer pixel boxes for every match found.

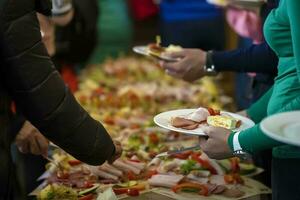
[0,0,121,198]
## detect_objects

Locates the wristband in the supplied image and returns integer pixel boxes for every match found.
[52,0,73,16]
[233,131,243,151]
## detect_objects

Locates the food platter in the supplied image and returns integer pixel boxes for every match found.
[154,109,255,135]
[261,111,300,147]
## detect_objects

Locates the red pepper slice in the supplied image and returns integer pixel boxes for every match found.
[127,171,136,180]
[207,108,220,116]
[232,173,244,184]
[171,150,193,160]
[68,160,81,166]
[230,158,240,173]
[79,194,94,200]
[145,169,158,179]
[191,154,217,174]
[149,133,160,145]
[172,182,209,196]
[224,174,234,184]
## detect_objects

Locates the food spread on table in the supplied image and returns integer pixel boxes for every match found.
[33,57,270,199]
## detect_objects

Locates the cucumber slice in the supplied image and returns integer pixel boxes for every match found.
[239,163,256,175]
[115,181,138,188]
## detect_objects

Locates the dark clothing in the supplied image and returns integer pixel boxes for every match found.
[271,157,300,200]
[54,0,99,66]
[161,17,224,51]
[212,42,278,74]
[0,0,115,198]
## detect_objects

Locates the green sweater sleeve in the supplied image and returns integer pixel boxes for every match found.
[287,1,300,73]
[246,86,273,123]
[278,1,300,112]
[228,2,300,154]
[228,86,276,154]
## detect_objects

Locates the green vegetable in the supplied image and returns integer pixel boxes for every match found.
[116,181,138,188]
[128,135,142,150]
[180,160,202,174]
[181,188,201,193]
[239,163,256,175]
[78,184,100,196]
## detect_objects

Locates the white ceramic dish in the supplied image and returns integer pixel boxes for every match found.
[261,111,300,147]
[154,109,255,136]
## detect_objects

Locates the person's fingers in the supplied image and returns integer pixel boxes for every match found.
[163,50,187,58]
[161,61,182,71]
[165,69,183,78]
[202,127,214,137]
[17,139,30,154]
[198,136,208,151]
[35,133,49,156]
[29,134,41,155]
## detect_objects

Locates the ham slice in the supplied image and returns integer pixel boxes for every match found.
[89,166,119,181]
[171,117,197,128]
[99,163,123,177]
[200,153,225,175]
[188,107,210,123]
[113,160,141,175]
[181,123,199,130]
[186,174,209,184]
[124,160,145,171]
[148,157,161,167]
[209,175,226,185]
[148,174,184,188]
[212,185,227,194]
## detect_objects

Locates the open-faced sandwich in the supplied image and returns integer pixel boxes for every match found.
[147,36,182,58]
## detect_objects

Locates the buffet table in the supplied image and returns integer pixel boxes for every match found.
[34,57,271,200]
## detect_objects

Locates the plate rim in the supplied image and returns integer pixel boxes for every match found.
[261,111,300,147]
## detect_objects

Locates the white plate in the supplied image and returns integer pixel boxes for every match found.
[261,111,300,147]
[133,46,179,62]
[154,109,255,136]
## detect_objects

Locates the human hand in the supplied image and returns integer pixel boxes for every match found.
[108,140,122,164]
[159,49,208,82]
[16,121,49,156]
[199,127,233,160]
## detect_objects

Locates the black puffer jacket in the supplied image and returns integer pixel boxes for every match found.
[0,0,114,197]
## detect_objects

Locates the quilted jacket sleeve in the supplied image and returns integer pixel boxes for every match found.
[0,0,115,165]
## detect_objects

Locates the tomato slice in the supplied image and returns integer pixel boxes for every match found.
[113,188,128,195]
[83,181,94,188]
[127,188,140,196]
[56,171,69,179]
[127,171,136,180]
